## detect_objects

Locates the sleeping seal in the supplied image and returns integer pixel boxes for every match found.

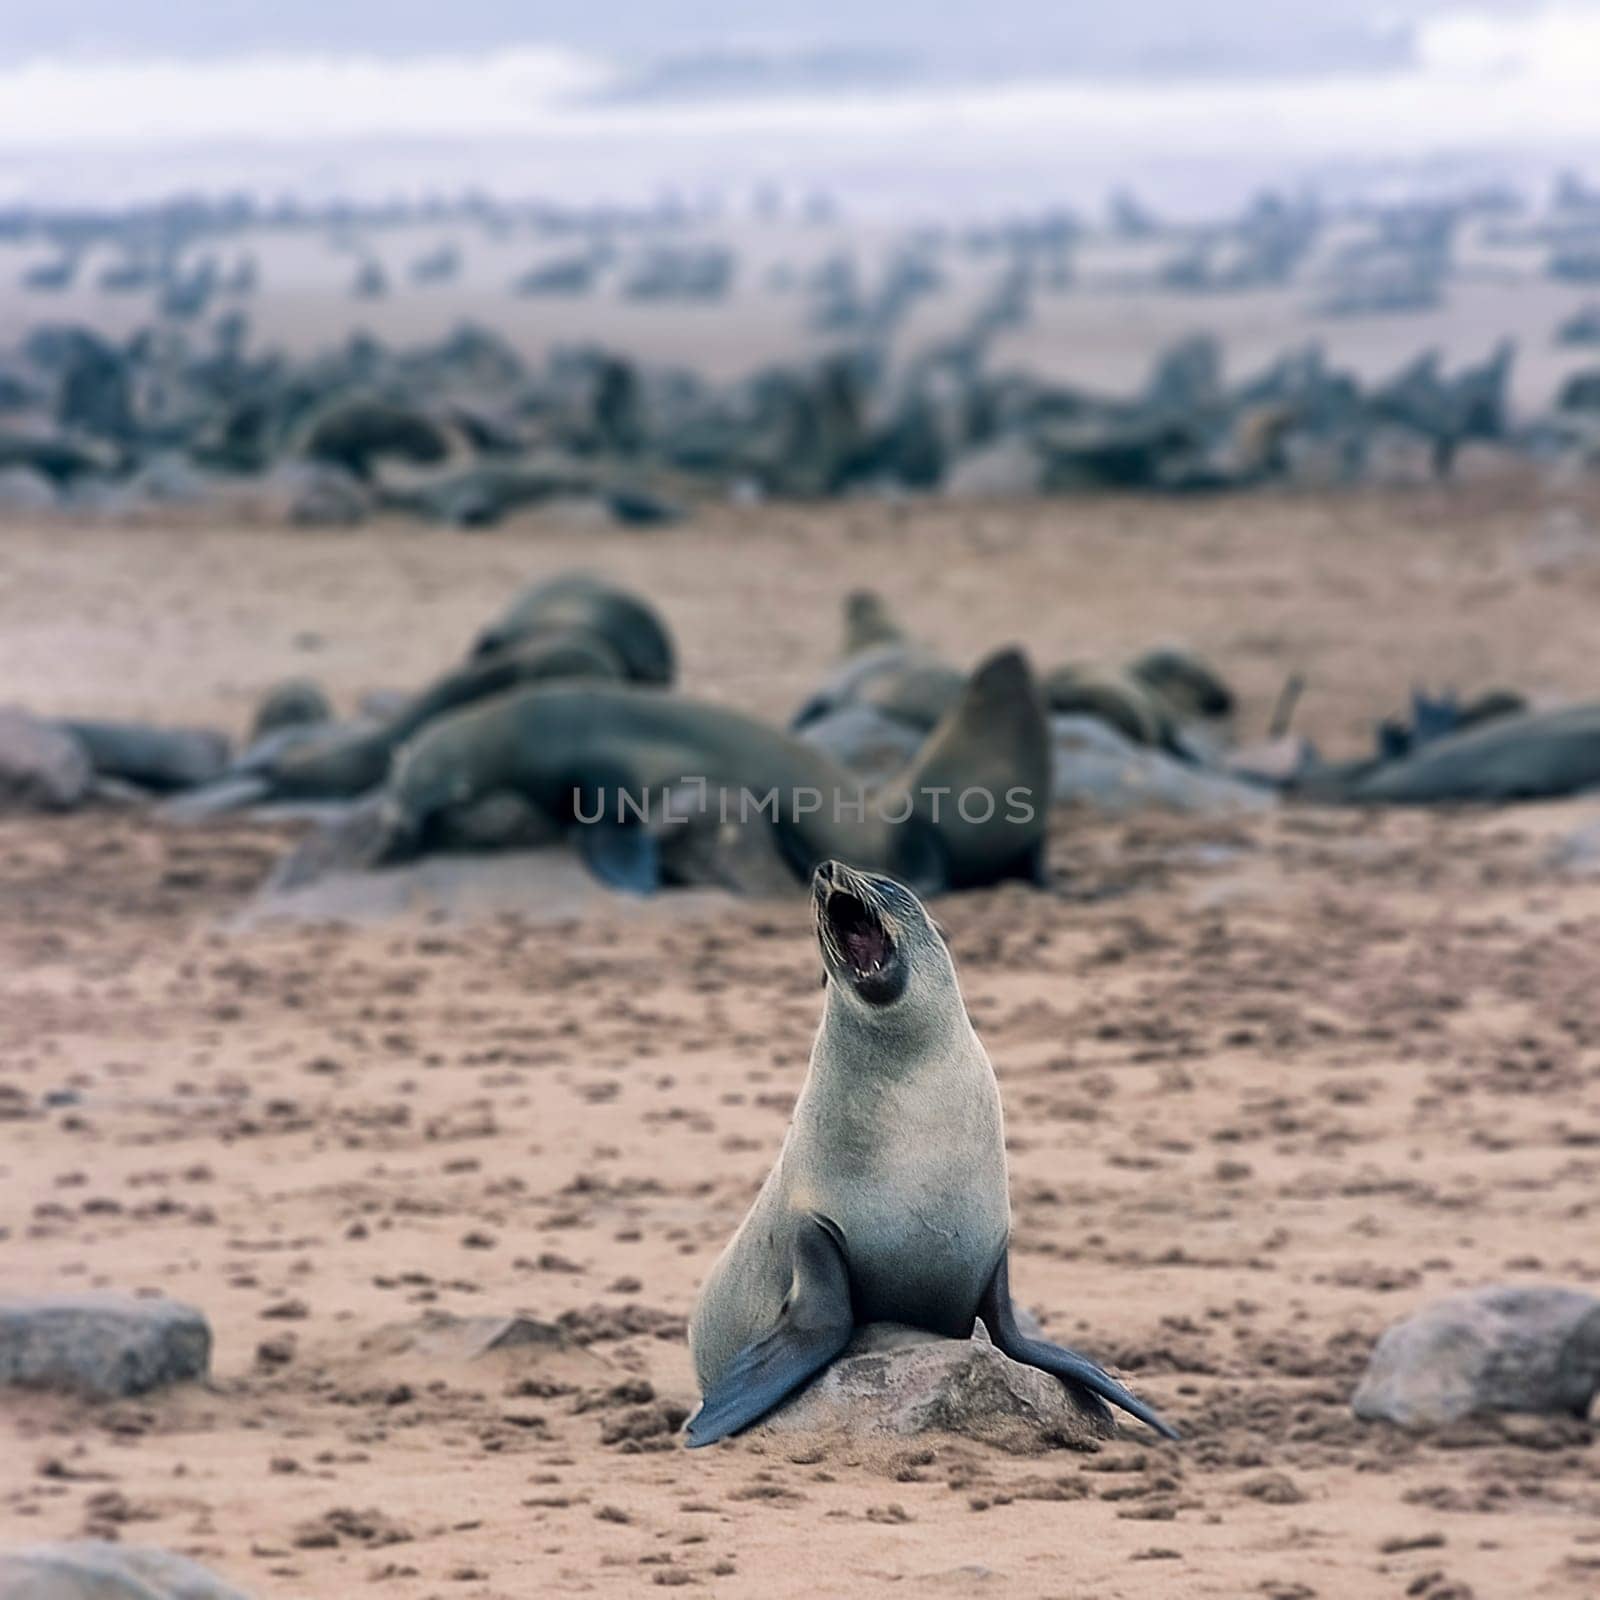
[371,648,1050,894]
[470,571,675,685]
[685,861,1178,1446]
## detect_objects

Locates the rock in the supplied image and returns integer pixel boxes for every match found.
[1050,716,1275,816]
[758,1324,1112,1452]
[0,466,58,513]
[126,454,215,507]
[0,709,93,812]
[1226,735,1315,787]
[1352,1285,1600,1428]
[57,721,231,793]
[943,434,1046,499]
[242,848,613,928]
[234,461,371,528]
[0,1540,249,1599]
[345,1311,611,1390]
[0,1293,212,1397]
[1550,815,1600,874]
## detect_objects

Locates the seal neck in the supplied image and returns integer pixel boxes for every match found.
[816,971,974,1077]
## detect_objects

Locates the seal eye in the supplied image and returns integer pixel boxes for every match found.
[827,891,893,980]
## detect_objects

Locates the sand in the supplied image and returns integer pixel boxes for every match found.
[3,482,1600,1598]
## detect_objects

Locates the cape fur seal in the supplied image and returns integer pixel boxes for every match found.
[842,588,908,655]
[471,571,676,685]
[376,647,1050,893]
[1341,702,1600,804]
[219,628,629,807]
[1041,664,1176,749]
[182,577,665,814]
[1127,647,1235,722]
[792,645,964,734]
[686,861,1177,1445]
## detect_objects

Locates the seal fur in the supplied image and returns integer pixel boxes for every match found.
[685,862,1178,1445]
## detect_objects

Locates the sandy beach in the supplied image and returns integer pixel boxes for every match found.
[2,482,1600,1596]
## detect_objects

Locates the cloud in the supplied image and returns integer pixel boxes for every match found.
[0,46,608,145]
[1,5,1599,209]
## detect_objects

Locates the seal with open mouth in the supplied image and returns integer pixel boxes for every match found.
[685,860,1177,1446]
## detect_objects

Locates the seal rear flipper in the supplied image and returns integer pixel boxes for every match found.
[686,1214,854,1448]
[157,775,271,823]
[977,1251,1179,1442]
[269,793,409,890]
[576,821,660,895]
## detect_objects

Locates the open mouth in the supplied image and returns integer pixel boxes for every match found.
[827,890,892,980]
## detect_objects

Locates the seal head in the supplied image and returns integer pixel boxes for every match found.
[812,859,921,1008]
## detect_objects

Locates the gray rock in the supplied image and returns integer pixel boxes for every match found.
[1551,815,1600,874]
[0,1294,212,1398]
[361,1311,585,1365]
[223,463,371,528]
[1225,735,1315,787]
[1352,1285,1600,1428]
[0,1541,249,1600]
[758,1324,1111,1452]
[274,462,370,529]
[1050,715,1274,816]
[0,708,93,812]
[242,847,610,928]
[943,434,1046,499]
[127,454,215,507]
[348,1311,613,1391]
[0,466,58,513]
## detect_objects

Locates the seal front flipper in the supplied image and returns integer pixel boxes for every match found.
[686,1214,853,1448]
[977,1250,1179,1441]
[576,820,660,895]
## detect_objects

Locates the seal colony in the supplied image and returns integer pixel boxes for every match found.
[367,646,1051,894]
[687,860,1177,1446]
[19,571,1597,902]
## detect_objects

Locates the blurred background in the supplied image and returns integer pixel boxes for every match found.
[5,0,1600,417]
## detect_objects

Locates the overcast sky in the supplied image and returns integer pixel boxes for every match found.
[2,2,1597,212]
[0,0,1540,77]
